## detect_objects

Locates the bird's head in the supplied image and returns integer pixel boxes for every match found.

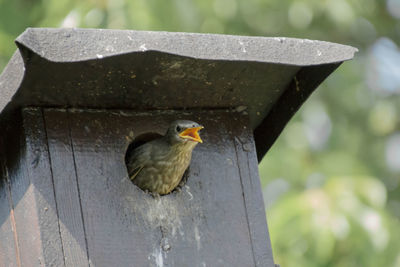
[166,120,204,145]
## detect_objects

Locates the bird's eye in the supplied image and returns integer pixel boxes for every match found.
[176,125,181,132]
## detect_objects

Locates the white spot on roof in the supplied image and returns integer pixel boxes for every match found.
[140,44,148,51]
[105,45,115,52]
[239,41,247,53]
[274,37,285,43]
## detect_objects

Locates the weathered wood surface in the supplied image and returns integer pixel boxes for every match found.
[0,108,65,267]
[230,117,274,266]
[0,157,19,267]
[21,109,65,267]
[0,107,274,266]
[44,110,89,266]
[67,110,162,266]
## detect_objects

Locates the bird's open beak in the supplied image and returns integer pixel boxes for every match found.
[179,126,204,143]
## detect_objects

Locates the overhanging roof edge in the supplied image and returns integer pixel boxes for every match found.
[15,28,357,66]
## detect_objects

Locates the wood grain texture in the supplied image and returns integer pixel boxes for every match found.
[0,157,19,267]
[230,116,275,266]
[68,109,163,266]
[62,108,273,266]
[44,109,89,266]
[17,108,65,266]
[3,108,47,267]
[1,107,274,266]
[0,108,66,266]
[158,112,255,267]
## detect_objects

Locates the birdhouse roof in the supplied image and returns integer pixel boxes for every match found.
[0,28,356,159]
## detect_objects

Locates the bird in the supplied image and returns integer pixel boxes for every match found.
[126,120,203,195]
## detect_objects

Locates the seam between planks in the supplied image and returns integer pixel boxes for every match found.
[232,136,257,267]
[41,108,67,267]
[66,109,91,267]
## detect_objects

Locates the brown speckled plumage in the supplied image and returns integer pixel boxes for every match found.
[127,120,203,195]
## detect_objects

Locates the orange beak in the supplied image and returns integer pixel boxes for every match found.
[179,126,204,143]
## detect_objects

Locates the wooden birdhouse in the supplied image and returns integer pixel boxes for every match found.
[0,28,356,267]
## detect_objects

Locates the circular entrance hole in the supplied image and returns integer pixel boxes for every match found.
[125,132,189,196]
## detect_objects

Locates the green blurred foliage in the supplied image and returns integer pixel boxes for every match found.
[1,0,400,266]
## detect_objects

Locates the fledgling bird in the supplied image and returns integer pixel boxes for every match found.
[126,120,203,195]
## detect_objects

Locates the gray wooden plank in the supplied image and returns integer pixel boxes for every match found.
[15,108,64,266]
[231,116,275,266]
[157,112,256,267]
[68,110,162,266]
[0,158,19,267]
[43,109,89,267]
[5,109,47,267]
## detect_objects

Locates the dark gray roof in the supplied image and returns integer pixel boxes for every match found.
[0,28,357,159]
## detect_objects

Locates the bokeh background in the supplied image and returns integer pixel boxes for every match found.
[1,0,400,266]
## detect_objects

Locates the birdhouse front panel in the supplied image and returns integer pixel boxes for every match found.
[0,107,274,267]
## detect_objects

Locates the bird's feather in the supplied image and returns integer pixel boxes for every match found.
[129,165,144,180]
[127,141,155,180]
